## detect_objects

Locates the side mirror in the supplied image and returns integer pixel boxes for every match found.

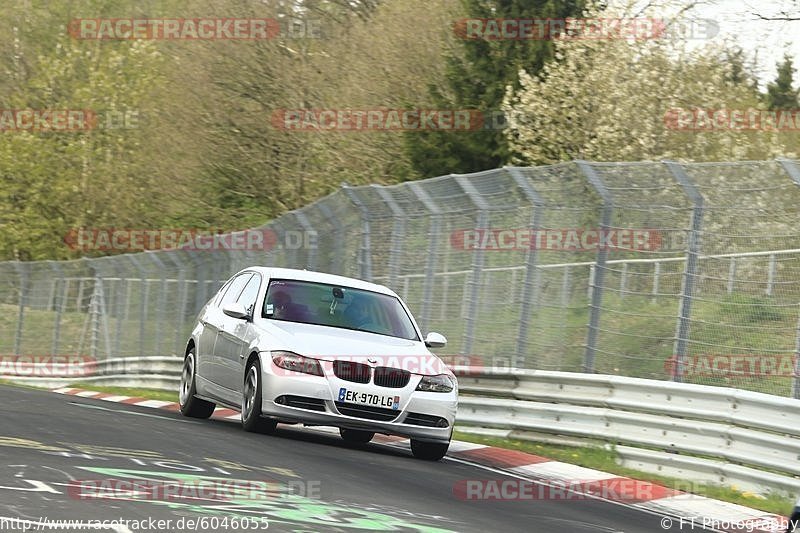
[222,302,249,320]
[424,332,447,348]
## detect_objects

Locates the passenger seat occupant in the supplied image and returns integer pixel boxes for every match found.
[344,297,376,331]
[270,291,292,320]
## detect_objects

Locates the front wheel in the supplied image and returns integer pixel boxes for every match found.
[179,350,216,419]
[242,359,277,434]
[410,439,449,461]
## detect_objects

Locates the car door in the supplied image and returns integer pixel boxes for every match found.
[203,272,252,390]
[196,278,232,380]
[216,272,262,397]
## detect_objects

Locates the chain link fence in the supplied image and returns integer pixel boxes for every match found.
[4,159,800,397]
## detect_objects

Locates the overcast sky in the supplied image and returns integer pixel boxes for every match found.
[622,0,800,87]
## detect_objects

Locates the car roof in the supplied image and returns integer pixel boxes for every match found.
[237,267,396,296]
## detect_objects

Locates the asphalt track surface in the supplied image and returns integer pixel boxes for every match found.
[0,384,704,533]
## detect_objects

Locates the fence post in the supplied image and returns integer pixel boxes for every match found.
[316,201,345,275]
[766,254,776,296]
[160,252,186,357]
[777,158,800,397]
[664,160,704,383]
[12,262,28,356]
[507,167,545,369]
[372,185,405,290]
[576,161,614,373]
[793,311,800,400]
[342,186,373,282]
[454,174,490,358]
[88,277,111,361]
[127,255,149,357]
[727,258,736,294]
[652,261,661,300]
[48,261,64,356]
[408,182,441,336]
[290,211,317,271]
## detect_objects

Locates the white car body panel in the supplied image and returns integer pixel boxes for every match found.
[187,267,457,444]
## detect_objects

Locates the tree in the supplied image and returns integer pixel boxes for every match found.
[503,4,788,165]
[402,0,586,179]
[766,53,800,110]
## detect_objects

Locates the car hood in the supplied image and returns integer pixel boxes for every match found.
[258,320,449,375]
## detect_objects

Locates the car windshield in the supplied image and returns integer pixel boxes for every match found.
[263,279,419,341]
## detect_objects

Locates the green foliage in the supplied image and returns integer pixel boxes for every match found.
[766,53,800,111]
[403,0,586,177]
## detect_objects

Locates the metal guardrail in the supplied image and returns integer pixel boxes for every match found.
[5,358,799,496]
[456,368,800,495]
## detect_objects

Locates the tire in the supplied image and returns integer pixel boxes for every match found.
[339,428,374,444]
[410,439,449,461]
[242,359,278,434]
[179,349,216,419]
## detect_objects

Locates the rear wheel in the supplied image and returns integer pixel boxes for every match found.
[339,428,374,444]
[179,349,215,419]
[410,439,449,461]
[242,359,278,434]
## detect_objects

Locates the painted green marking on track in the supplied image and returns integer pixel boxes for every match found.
[80,467,455,532]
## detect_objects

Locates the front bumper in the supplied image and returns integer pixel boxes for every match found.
[260,360,457,444]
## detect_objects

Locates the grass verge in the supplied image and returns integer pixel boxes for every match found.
[452,431,794,516]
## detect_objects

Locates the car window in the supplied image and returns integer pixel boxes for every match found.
[212,278,234,306]
[219,273,253,307]
[236,274,262,317]
[263,279,419,341]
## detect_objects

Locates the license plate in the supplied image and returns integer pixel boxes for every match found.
[338,388,399,410]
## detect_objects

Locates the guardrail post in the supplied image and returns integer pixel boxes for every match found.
[342,186,373,282]
[455,174,490,358]
[777,158,800,397]
[664,160,704,383]
[408,182,441,335]
[507,167,545,369]
[576,161,614,373]
[372,185,406,290]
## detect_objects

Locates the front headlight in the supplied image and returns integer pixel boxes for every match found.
[415,374,455,393]
[271,351,324,377]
